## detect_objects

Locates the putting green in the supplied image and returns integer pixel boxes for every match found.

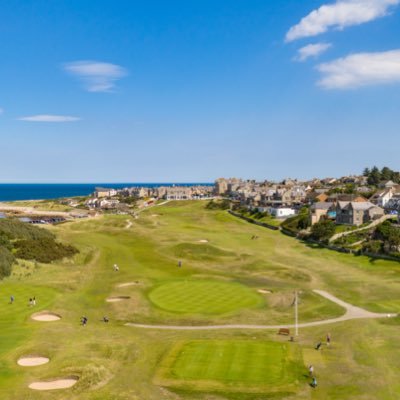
[149,280,262,314]
[156,340,302,393]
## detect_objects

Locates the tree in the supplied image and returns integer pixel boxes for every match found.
[344,183,356,194]
[392,172,400,184]
[381,166,392,182]
[362,167,370,177]
[367,166,381,186]
[388,228,400,248]
[310,219,336,242]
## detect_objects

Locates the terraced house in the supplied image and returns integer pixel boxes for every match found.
[335,201,384,226]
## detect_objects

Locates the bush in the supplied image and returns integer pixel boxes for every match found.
[281,207,310,234]
[0,218,78,278]
[363,240,383,254]
[14,237,78,263]
[310,219,336,242]
[205,200,230,210]
[0,218,54,241]
[0,233,12,250]
[0,246,14,279]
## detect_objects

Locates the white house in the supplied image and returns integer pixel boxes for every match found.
[371,189,393,208]
[269,207,296,218]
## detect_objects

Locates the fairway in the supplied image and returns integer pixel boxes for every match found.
[156,340,302,393]
[1,200,400,399]
[148,280,263,314]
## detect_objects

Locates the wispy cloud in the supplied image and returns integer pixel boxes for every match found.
[286,0,399,42]
[64,61,127,92]
[18,114,81,122]
[0,107,4,115]
[295,43,332,61]
[317,49,400,89]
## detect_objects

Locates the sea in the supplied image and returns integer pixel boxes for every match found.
[0,183,213,202]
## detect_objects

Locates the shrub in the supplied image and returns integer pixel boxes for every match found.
[14,237,78,263]
[281,207,310,234]
[363,240,383,254]
[205,200,230,210]
[310,219,336,242]
[0,246,14,279]
[0,218,54,241]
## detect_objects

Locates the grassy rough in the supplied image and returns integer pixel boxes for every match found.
[0,200,400,399]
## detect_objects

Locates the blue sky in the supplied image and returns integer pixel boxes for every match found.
[1,0,400,183]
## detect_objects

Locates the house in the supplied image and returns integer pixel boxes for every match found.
[215,178,228,195]
[327,194,367,203]
[99,199,120,209]
[163,186,193,200]
[335,201,384,226]
[370,189,393,208]
[94,187,118,198]
[268,207,296,218]
[310,202,335,225]
[379,180,397,189]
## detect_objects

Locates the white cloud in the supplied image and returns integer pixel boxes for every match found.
[18,114,81,122]
[296,43,332,61]
[64,61,127,92]
[317,49,400,89]
[0,108,4,115]
[286,0,399,42]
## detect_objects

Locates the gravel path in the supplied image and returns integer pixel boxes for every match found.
[126,290,397,331]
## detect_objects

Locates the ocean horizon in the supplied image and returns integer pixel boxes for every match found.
[0,183,213,202]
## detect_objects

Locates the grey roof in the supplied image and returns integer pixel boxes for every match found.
[312,202,332,210]
[351,202,376,211]
[337,201,379,211]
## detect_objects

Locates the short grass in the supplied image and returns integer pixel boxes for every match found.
[1,200,400,399]
[148,280,263,314]
[155,340,302,394]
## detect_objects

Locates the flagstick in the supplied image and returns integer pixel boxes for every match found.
[295,290,299,337]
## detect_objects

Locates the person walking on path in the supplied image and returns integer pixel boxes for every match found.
[308,365,314,377]
[326,333,331,346]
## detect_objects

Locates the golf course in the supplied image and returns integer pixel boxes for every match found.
[1,200,400,399]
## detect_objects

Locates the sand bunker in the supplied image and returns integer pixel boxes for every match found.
[31,312,61,322]
[116,282,139,288]
[198,239,209,243]
[258,289,272,294]
[29,376,79,391]
[18,356,50,367]
[106,296,131,303]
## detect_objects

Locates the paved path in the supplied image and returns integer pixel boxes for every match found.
[329,215,394,243]
[126,290,397,331]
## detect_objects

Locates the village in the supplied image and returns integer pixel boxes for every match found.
[75,167,400,229]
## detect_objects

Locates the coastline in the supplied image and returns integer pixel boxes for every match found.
[0,183,213,202]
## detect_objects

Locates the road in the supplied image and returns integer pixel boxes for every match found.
[126,289,397,331]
